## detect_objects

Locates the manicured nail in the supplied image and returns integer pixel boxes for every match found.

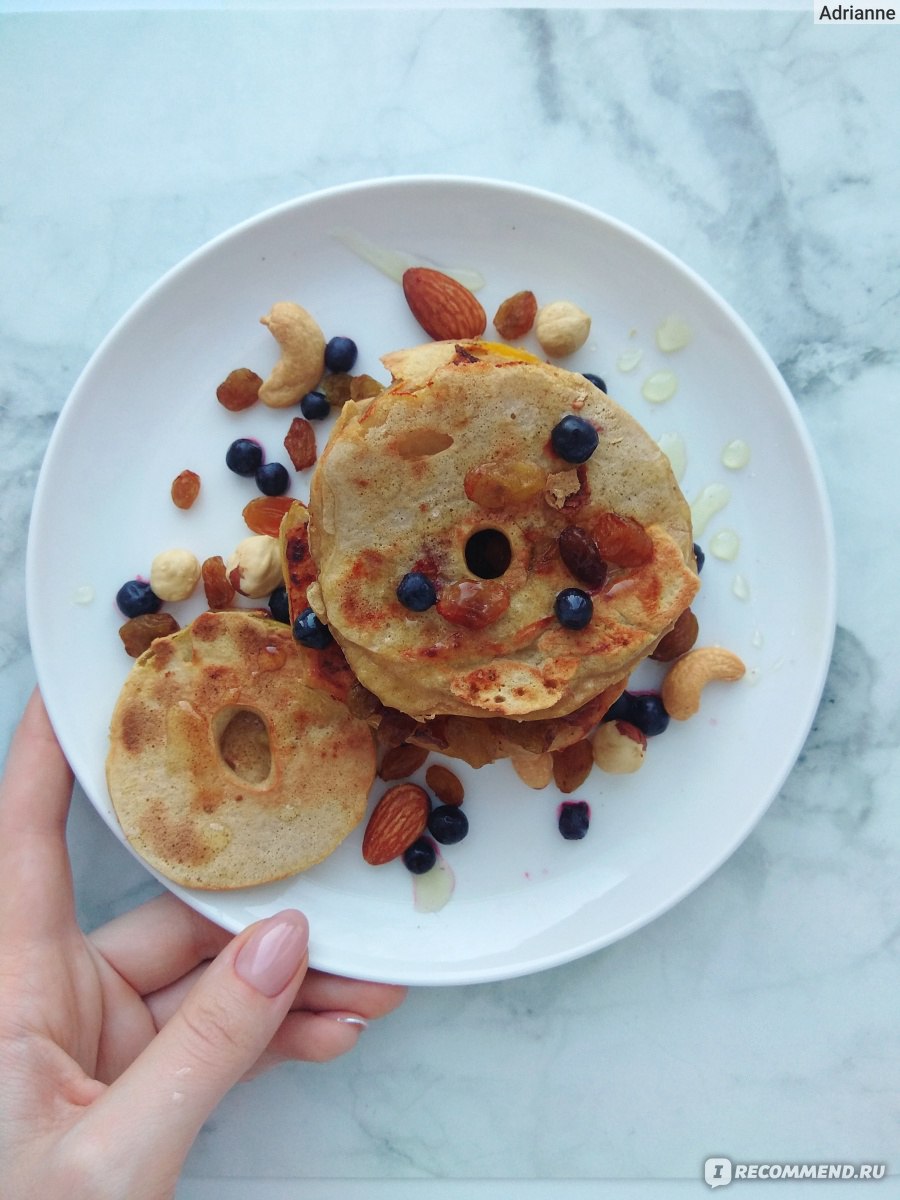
[330,1014,369,1029]
[234,911,309,997]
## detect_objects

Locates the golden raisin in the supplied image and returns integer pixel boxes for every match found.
[170,469,201,510]
[201,555,235,610]
[592,512,653,567]
[320,373,353,408]
[216,367,262,411]
[350,374,384,401]
[425,763,465,806]
[464,461,545,509]
[284,417,317,470]
[493,290,538,341]
[243,495,295,538]
[118,612,179,657]
[437,579,510,630]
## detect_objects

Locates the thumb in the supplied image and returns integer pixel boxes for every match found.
[88,909,309,1173]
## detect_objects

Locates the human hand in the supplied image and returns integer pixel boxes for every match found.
[0,690,406,1200]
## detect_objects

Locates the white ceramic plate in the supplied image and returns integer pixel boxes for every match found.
[27,177,835,986]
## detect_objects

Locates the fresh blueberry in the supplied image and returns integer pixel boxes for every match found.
[693,542,705,573]
[116,579,161,618]
[428,805,469,845]
[582,372,607,393]
[559,800,591,840]
[396,571,437,612]
[226,438,263,476]
[550,414,599,464]
[300,390,330,420]
[324,336,358,373]
[403,837,437,874]
[268,584,290,624]
[554,587,593,630]
[292,606,333,649]
[255,461,290,496]
[604,690,669,737]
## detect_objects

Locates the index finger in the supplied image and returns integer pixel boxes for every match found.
[0,688,76,934]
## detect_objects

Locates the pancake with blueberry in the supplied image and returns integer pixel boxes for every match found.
[307,340,699,723]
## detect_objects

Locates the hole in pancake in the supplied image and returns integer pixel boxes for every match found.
[214,707,272,784]
[465,528,512,579]
[393,429,454,458]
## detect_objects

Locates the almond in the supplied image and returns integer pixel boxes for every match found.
[402,268,487,342]
[551,739,594,794]
[362,782,430,865]
[378,742,430,781]
[425,763,465,807]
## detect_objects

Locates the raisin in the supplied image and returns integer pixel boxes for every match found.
[118,612,179,657]
[493,290,538,340]
[216,367,262,411]
[284,417,317,470]
[425,763,465,806]
[243,495,295,538]
[378,742,430,781]
[592,512,653,567]
[437,579,510,630]
[558,526,607,587]
[170,469,201,510]
[464,461,545,509]
[201,555,235,610]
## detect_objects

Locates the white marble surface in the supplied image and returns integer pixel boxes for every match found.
[1,7,898,1198]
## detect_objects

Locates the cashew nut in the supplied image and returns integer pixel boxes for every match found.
[660,646,746,720]
[510,751,553,790]
[258,302,325,408]
[534,300,591,358]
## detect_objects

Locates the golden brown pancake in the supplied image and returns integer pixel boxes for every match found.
[308,341,699,723]
[106,610,375,889]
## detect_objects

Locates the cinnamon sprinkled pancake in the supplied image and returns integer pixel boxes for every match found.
[106,610,375,889]
[308,341,699,723]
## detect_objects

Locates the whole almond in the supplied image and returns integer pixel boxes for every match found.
[362,783,430,865]
[552,739,594,794]
[402,268,487,341]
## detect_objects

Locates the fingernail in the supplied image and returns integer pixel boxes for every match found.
[330,1014,369,1029]
[234,911,309,997]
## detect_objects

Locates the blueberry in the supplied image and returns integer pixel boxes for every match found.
[604,690,669,737]
[396,571,437,612]
[582,372,607,393]
[255,461,290,496]
[554,587,593,630]
[403,837,437,874]
[550,415,599,464]
[559,800,591,840]
[428,805,469,845]
[300,390,330,420]
[693,542,705,573]
[269,584,290,624]
[324,336,358,373]
[116,579,161,618]
[226,438,263,476]
[292,606,333,649]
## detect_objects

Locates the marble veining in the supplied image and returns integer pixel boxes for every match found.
[1,7,898,1195]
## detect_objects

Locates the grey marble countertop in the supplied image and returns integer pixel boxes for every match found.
[1,7,898,1198]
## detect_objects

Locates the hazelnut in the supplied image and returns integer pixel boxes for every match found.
[534,300,592,358]
[591,721,647,774]
[149,548,201,602]
[226,535,282,598]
